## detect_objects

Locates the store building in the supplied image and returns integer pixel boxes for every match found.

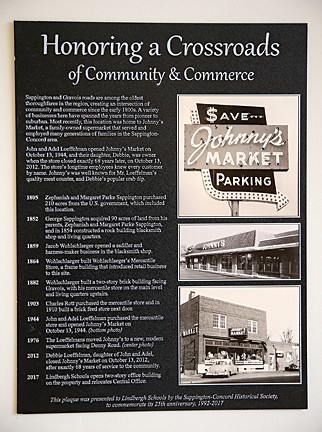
[180,293,299,375]
[180,293,267,374]
[183,228,299,279]
[266,341,299,372]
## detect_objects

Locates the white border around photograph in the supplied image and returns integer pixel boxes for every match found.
[177,94,300,218]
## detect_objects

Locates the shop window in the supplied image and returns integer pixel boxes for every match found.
[237,253,253,271]
[210,255,218,267]
[221,254,232,271]
[286,352,293,362]
[272,256,280,273]
[259,253,280,274]
[247,320,258,333]
[213,313,226,329]
[290,252,299,277]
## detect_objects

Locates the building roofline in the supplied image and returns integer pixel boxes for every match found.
[184,242,299,257]
[186,228,299,256]
[182,294,267,315]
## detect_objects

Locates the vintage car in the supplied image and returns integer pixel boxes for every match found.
[285,363,299,372]
[202,359,238,378]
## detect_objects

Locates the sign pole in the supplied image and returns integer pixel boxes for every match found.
[230,200,239,217]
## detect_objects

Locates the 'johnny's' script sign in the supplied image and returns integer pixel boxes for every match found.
[184,124,288,170]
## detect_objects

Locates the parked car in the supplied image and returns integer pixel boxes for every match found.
[203,359,238,378]
[285,363,299,372]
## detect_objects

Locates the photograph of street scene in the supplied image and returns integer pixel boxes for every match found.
[179,286,301,385]
[179,223,300,281]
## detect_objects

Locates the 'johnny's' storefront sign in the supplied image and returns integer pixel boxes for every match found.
[184,124,288,171]
[202,239,225,250]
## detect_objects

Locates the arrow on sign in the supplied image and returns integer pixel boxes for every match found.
[201,169,290,210]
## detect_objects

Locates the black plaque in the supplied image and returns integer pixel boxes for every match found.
[15,22,307,413]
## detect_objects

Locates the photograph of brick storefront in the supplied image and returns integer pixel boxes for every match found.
[180,225,300,280]
[180,291,300,381]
